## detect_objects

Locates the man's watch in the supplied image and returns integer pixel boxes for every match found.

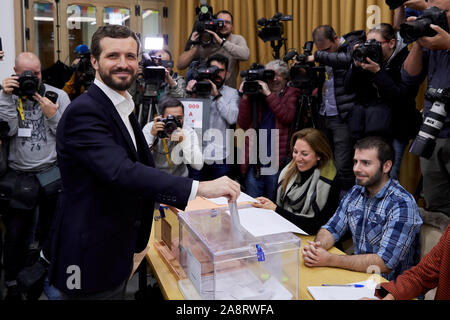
[221,38,227,47]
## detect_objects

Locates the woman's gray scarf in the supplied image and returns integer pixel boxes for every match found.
[276,161,336,218]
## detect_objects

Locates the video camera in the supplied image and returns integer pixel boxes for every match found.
[352,39,383,65]
[240,63,275,95]
[157,114,182,139]
[400,6,450,44]
[193,0,224,47]
[283,41,325,93]
[12,70,40,97]
[410,87,450,159]
[191,61,221,97]
[139,52,168,98]
[73,51,95,89]
[257,12,293,42]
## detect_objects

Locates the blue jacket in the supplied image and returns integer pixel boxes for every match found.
[47,84,193,294]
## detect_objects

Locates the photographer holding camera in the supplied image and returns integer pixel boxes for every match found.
[307,25,366,192]
[62,44,95,101]
[186,54,239,181]
[0,52,70,300]
[150,49,186,101]
[142,98,203,177]
[344,23,422,180]
[402,0,450,217]
[177,8,250,89]
[238,60,301,199]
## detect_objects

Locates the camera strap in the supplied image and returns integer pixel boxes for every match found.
[162,139,173,172]
[17,98,25,122]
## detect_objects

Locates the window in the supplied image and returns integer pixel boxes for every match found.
[33,2,54,69]
[67,4,97,63]
[104,7,130,27]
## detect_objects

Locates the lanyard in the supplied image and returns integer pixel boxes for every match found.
[17,97,25,122]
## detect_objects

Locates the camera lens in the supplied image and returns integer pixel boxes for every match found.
[199,32,213,46]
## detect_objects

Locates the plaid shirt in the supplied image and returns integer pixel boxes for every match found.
[323,179,422,281]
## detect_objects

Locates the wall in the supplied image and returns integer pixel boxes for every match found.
[0,0,16,80]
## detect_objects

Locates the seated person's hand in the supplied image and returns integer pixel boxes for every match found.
[151,116,165,137]
[252,197,277,211]
[301,241,331,267]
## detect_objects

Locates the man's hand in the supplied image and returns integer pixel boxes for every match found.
[189,32,200,47]
[252,197,277,211]
[33,93,58,119]
[186,79,197,93]
[208,80,220,98]
[171,128,184,142]
[0,51,4,61]
[205,29,223,45]
[257,80,271,96]
[164,68,177,88]
[356,57,381,73]
[150,116,164,137]
[302,240,332,267]
[197,176,241,202]
[418,24,450,50]
[1,75,19,95]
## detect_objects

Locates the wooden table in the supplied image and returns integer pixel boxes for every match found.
[146,198,387,300]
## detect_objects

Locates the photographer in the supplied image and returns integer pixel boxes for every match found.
[62,44,94,100]
[177,9,250,88]
[402,0,450,217]
[307,25,366,191]
[150,49,186,100]
[0,52,70,300]
[142,98,203,177]
[238,60,301,199]
[344,23,422,180]
[186,54,239,181]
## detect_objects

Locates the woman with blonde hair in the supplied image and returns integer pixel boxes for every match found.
[253,128,341,234]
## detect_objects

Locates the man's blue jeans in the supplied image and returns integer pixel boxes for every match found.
[245,165,279,201]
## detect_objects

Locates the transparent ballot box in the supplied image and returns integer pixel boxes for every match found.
[177,207,300,300]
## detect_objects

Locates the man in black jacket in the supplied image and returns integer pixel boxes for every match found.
[307,25,365,192]
[344,23,421,180]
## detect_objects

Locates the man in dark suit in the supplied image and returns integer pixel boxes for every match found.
[44,25,240,300]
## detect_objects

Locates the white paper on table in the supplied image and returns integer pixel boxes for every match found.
[307,279,379,300]
[237,207,307,237]
[207,192,258,206]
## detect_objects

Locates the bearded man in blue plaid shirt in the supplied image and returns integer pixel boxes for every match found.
[302,136,422,281]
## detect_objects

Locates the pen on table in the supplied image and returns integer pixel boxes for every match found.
[321,284,365,288]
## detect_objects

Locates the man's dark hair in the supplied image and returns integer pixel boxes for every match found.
[354,136,395,166]
[312,25,337,43]
[207,54,229,71]
[160,97,184,115]
[215,10,234,24]
[91,25,141,61]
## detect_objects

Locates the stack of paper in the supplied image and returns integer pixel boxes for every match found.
[307,280,379,300]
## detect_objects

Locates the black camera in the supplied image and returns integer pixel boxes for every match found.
[283,41,325,92]
[400,6,450,44]
[352,39,383,65]
[240,63,275,95]
[193,0,224,47]
[139,52,167,98]
[410,87,450,159]
[44,91,58,104]
[191,62,221,97]
[73,52,95,89]
[257,12,293,42]
[157,114,182,139]
[385,0,407,10]
[12,70,40,97]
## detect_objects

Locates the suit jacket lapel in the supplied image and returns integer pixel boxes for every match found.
[87,84,139,160]
[129,112,155,167]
